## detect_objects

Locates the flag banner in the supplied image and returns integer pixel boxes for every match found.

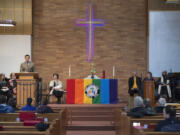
[66,79,118,104]
[101,79,110,104]
[66,79,75,104]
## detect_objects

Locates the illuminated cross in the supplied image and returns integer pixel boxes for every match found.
[75,3,105,62]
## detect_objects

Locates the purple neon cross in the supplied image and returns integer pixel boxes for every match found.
[75,3,105,62]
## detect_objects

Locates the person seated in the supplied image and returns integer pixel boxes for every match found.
[155,105,180,131]
[8,73,17,97]
[0,95,14,113]
[144,98,156,116]
[35,121,50,131]
[49,73,64,104]
[8,98,19,111]
[144,98,152,109]
[0,74,12,102]
[127,96,146,117]
[158,71,172,99]
[154,98,166,113]
[36,99,53,114]
[21,98,36,111]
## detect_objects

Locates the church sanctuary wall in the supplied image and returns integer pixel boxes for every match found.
[149,11,180,77]
[32,0,147,101]
[0,35,31,77]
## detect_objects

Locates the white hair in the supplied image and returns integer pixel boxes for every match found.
[134,96,144,107]
[158,98,166,106]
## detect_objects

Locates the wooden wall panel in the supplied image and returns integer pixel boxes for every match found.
[149,0,180,10]
[0,0,32,35]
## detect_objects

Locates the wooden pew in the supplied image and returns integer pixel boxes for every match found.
[0,122,24,126]
[0,113,59,122]
[133,127,180,135]
[2,126,37,131]
[0,109,67,135]
[114,108,180,135]
[0,131,46,135]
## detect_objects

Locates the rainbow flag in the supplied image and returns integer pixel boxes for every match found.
[66,79,118,104]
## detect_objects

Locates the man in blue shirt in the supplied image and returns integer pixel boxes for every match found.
[21,98,36,111]
[0,95,14,113]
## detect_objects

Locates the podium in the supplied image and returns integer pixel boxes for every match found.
[15,72,39,107]
[144,81,155,106]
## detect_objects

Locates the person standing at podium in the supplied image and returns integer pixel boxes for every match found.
[144,72,154,81]
[20,54,35,72]
[128,71,142,109]
[143,72,156,106]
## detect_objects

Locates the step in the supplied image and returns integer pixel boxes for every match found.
[67,131,116,135]
[53,107,118,112]
[67,121,114,131]
[71,111,113,116]
[49,104,126,111]
[71,115,113,121]
[67,125,115,131]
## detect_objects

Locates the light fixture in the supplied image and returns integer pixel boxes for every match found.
[0,20,16,27]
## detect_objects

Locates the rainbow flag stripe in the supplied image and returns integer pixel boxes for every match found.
[66,79,118,104]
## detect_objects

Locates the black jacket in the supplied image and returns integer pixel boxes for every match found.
[154,106,164,114]
[127,107,146,118]
[155,117,180,131]
[128,76,142,96]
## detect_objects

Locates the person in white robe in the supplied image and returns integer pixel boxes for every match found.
[158,71,172,99]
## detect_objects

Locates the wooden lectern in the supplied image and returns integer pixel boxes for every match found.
[15,72,39,107]
[144,81,155,106]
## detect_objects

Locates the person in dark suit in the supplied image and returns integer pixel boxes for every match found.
[155,105,180,131]
[20,54,35,72]
[128,71,142,109]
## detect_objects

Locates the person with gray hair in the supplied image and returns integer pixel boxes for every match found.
[127,96,146,117]
[154,98,166,113]
[134,96,144,107]
[128,96,157,117]
[159,98,166,106]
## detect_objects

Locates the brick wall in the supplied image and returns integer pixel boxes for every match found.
[32,0,147,102]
